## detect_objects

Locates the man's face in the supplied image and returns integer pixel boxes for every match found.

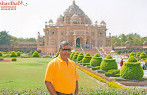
[59,45,71,59]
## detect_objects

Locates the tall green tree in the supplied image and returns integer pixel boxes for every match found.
[0,31,11,45]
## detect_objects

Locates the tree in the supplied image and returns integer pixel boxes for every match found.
[0,31,11,45]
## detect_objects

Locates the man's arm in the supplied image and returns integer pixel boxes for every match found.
[75,81,78,95]
[45,81,57,95]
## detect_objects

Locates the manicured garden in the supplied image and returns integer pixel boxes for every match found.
[0,51,147,94]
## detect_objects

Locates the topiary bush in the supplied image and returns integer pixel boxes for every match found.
[82,53,92,63]
[77,52,84,62]
[12,57,17,61]
[72,53,79,61]
[130,52,135,57]
[105,69,120,77]
[106,54,112,59]
[10,51,17,57]
[0,52,2,56]
[140,52,147,59]
[55,52,59,57]
[100,54,117,71]
[94,53,100,57]
[32,51,39,57]
[120,56,143,80]
[127,56,137,62]
[90,57,102,66]
[17,51,21,57]
[70,52,75,59]
[136,51,141,58]
[92,66,100,70]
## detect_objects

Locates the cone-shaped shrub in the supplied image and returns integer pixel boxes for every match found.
[136,51,141,58]
[140,52,147,59]
[72,52,79,61]
[32,51,39,57]
[70,52,75,59]
[100,54,117,71]
[17,51,21,57]
[130,52,135,57]
[10,51,17,57]
[55,52,59,57]
[94,53,100,57]
[90,53,102,66]
[120,56,143,80]
[0,52,2,56]
[77,52,84,62]
[82,53,92,63]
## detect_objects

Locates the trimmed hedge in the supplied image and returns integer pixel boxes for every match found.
[77,55,84,62]
[32,51,39,57]
[94,53,100,57]
[70,52,75,59]
[136,51,141,58]
[128,56,137,62]
[106,54,112,59]
[105,69,120,77]
[90,57,102,66]
[10,51,17,57]
[12,57,17,61]
[82,53,92,63]
[0,52,2,56]
[120,62,143,80]
[72,53,79,61]
[100,59,117,71]
[92,66,100,70]
[140,52,147,59]
[17,51,21,57]
[129,52,135,57]
[83,63,90,66]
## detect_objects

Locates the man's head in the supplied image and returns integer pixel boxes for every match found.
[59,41,71,60]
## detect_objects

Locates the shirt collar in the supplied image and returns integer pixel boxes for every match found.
[57,55,69,63]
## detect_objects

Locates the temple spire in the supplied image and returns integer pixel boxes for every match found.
[73,0,75,4]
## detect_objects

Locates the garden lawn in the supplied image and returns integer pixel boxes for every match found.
[0,58,101,90]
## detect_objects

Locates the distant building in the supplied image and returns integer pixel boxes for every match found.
[0,41,37,52]
[37,1,111,55]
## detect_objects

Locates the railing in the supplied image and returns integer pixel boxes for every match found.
[80,44,85,55]
[95,46,104,58]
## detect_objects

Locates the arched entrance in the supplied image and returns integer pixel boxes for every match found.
[76,38,80,47]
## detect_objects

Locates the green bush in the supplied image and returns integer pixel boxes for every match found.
[72,54,78,61]
[82,56,92,63]
[12,57,17,61]
[140,52,147,59]
[90,57,102,66]
[120,62,143,80]
[0,52,2,56]
[127,56,137,62]
[17,51,21,57]
[92,66,100,70]
[55,52,59,57]
[130,52,135,57]
[77,55,84,62]
[70,52,75,59]
[85,53,91,56]
[100,59,117,71]
[136,51,141,58]
[10,51,17,57]
[94,53,100,57]
[83,63,90,66]
[106,54,112,59]
[32,51,39,57]
[105,69,120,77]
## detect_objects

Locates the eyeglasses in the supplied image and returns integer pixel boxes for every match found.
[62,48,71,52]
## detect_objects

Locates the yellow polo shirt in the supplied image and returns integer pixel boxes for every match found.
[45,56,79,94]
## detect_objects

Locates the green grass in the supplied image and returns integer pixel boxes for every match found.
[0,58,101,90]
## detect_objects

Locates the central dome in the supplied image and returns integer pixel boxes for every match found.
[57,1,92,24]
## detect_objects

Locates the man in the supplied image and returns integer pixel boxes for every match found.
[45,41,79,95]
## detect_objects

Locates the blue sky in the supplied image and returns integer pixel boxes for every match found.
[0,0,147,38]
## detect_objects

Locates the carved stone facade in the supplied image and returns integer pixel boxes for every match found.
[37,1,111,54]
